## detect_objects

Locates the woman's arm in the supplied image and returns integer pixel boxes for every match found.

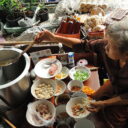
[54,34,81,48]
[103,95,128,106]
[87,95,128,112]
[35,30,107,51]
[34,30,81,48]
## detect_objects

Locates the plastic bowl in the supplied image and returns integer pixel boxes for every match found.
[4,24,30,34]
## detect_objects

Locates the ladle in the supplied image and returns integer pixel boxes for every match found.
[0,42,35,67]
[15,41,35,62]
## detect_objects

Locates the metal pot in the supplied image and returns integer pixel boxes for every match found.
[0,47,31,107]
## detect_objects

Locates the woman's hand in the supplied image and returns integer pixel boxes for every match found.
[87,101,106,113]
[34,30,55,43]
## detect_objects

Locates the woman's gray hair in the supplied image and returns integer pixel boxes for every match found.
[106,16,128,53]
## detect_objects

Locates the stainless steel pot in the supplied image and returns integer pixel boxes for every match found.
[0,47,31,107]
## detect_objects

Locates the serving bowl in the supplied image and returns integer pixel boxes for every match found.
[31,78,56,100]
[66,97,90,119]
[69,66,91,82]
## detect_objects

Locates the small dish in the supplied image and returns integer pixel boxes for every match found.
[82,86,95,96]
[56,121,71,128]
[55,66,69,80]
[55,94,70,105]
[54,80,66,96]
[56,105,69,121]
[67,80,83,93]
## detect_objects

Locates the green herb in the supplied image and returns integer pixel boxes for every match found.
[74,70,89,81]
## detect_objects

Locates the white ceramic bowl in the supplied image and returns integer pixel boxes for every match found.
[55,66,69,80]
[66,97,90,119]
[31,78,56,100]
[69,66,91,82]
[67,80,83,92]
[54,80,66,96]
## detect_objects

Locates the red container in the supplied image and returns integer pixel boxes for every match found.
[88,31,104,39]
[55,19,81,39]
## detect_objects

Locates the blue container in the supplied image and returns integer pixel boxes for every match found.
[68,52,75,68]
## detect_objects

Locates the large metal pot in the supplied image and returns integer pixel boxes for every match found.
[0,47,31,107]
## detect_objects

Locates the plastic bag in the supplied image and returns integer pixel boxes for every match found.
[26,99,56,127]
[52,0,80,25]
[54,0,80,17]
[15,21,59,41]
[15,26,43,41]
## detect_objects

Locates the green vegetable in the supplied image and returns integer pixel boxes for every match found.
[74,70,89,81]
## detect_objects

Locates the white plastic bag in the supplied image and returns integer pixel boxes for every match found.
[26,99,56,127]
[54,0,80,17]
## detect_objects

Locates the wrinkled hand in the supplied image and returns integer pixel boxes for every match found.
[34,30,55,43]
[87,101,106,113]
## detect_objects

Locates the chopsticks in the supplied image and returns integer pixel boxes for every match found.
[3,118,16,128]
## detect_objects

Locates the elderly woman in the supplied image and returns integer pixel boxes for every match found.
[35,16,128,128]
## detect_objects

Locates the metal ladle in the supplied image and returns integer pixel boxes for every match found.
[0,42,34,67]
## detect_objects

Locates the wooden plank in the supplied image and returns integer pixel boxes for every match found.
[0,41,58,45]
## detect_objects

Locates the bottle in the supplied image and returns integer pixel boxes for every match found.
[73,20,81,34]
[68,52,75,68]
[57,19,66,33]
[58,43,68,66]
[67,21,74,34]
